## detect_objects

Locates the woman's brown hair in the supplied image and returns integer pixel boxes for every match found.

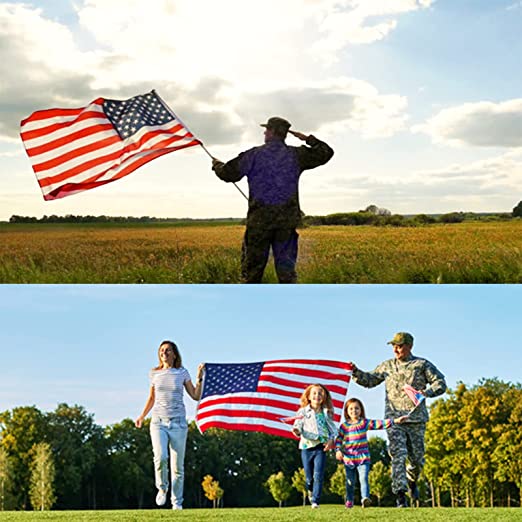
[153,340,182,370]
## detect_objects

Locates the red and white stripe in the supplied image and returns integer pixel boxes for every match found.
[20,98,200,200]
[196,359,352,439]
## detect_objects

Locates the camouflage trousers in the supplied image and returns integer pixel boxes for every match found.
[241,227,298,283]
[387,422,426,494]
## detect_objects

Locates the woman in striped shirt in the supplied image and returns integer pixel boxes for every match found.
[135,340,204,510]
[335,398,407,509]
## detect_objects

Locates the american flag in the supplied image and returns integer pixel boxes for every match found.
[195,359,352,439]
[403,384,425,407]
[20,90,200,200]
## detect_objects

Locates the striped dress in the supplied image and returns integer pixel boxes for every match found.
[335,418,394,466]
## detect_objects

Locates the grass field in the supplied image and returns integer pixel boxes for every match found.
[1,221,521,283]
[0,506,519,521]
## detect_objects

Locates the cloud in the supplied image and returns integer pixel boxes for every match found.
[0,3,410,144]
[506,1,522,10]
[311,0,434,60]
[239,78,408,138]
[305,148,522,212]
[413,99,522,148]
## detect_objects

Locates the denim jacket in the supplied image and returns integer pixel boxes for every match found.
[293,405,337,450]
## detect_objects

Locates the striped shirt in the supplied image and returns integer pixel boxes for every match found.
[149,367,191,418]
[335,418,394,466]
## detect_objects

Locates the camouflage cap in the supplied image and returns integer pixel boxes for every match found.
[387,332,414,346]
[260,116,291,131]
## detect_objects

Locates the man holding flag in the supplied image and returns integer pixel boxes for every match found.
[211,117,334,284]
[349,332,447,508]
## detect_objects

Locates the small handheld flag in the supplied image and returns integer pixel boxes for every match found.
[403,384,425,407]
[279,414,304,424]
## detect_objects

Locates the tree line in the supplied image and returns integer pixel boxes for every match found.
[0,378,520,511]
[8,200,522,227]
[7,215,242,224]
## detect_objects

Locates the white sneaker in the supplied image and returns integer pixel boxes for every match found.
[311,502,319,509]
[155,489,167,506]
[172,504,183,510]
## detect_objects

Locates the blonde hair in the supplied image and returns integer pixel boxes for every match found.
[343,397,366,421]
[153,340,182,371]
[300,384,334,415]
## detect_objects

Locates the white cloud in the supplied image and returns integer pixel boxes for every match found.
[413,99,522,148]
[0,3,97,139]
[239,78,408,139]
[507,1,522,10]
[303,148,522,213]
[0,3,410,143]
[311,0,434,60]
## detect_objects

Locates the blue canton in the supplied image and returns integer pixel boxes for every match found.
[103,91,174,139]
[201,362,264,399]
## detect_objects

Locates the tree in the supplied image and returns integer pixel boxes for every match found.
[46,403,104,509]
[368,437,391,467]
[104,418,153,509]
[201,474,224,508]
[425,379,520,508]
[328,464,345,501]
[0,406,47,509]
[29,443,56,511]
[0,446,14,510]
[425,386,466,507]
[492,387,522,505]
[368,461,391,506]
[265,472,292,507]
[365,204,391,216]
[291,467,308,506]
[513,201,522,217]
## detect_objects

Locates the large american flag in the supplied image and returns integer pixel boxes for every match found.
[195,359,352,439]
[20,90,200,200]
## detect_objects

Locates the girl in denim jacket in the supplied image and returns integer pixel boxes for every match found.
[292,384,337,509]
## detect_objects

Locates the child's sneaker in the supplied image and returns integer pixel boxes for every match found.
[345,500,353,509]
[362,497,372,508]
[311,502,319,509]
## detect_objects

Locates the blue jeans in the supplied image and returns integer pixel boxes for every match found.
[150,416,188,508]
[344,462,370,503]
[301,444,326,504]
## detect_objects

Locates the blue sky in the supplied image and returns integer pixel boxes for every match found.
[0,284,520,427]
[1,0,522,219]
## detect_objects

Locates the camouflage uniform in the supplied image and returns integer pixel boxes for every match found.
[212,120,333,283]
[352,351,446,494]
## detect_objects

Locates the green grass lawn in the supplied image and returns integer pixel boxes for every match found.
[0,506,519,521]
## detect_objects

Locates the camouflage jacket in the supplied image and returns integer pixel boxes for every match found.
[352,355,446,423]
[213,135,333,229]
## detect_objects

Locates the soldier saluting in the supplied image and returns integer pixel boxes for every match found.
[349,332,447,508]
[212,117,333,283]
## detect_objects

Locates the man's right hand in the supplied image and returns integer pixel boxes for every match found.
[289,130,308,141]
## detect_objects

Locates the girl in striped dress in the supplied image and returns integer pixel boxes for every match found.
[335,398,407,508]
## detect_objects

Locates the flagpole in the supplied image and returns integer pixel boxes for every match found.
[153,90,248,201]
[340,364,354,427]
